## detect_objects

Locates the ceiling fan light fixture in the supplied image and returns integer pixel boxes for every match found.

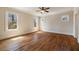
[40,10,45,13]
[36,7,50,14]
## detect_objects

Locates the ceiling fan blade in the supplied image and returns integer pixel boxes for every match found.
[39,7,49,10]
[44,7,50,10]
[45,11,49,12]
[39,7,44,10]
[46,7,50,9]
[44,9,49,12]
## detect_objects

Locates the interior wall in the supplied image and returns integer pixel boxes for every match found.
[0,7,35,39]
[76,12,79,42]
[40,11,73,35]
[75,13,78,38]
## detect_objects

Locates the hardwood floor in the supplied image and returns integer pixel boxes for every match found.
[0,31,79,51]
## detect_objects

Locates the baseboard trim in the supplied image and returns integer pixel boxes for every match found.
[0,31,38,41]
[42,30,73,36]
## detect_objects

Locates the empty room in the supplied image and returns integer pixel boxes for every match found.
[0,7,79,51]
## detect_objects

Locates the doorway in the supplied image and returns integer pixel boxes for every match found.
[33,17,40,31]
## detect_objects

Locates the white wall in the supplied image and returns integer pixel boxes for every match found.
[76,12,79,42]
[40,11,73,35]
[0,8,35,39]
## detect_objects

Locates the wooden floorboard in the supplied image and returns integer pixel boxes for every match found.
[0,31,79,51]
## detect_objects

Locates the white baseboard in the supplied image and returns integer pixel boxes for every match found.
[41,30,73,36]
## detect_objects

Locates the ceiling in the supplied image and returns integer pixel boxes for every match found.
[12,7,74,16]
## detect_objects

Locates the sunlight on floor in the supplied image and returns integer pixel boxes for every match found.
[11,36,24,41]
[37,31,43,33]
